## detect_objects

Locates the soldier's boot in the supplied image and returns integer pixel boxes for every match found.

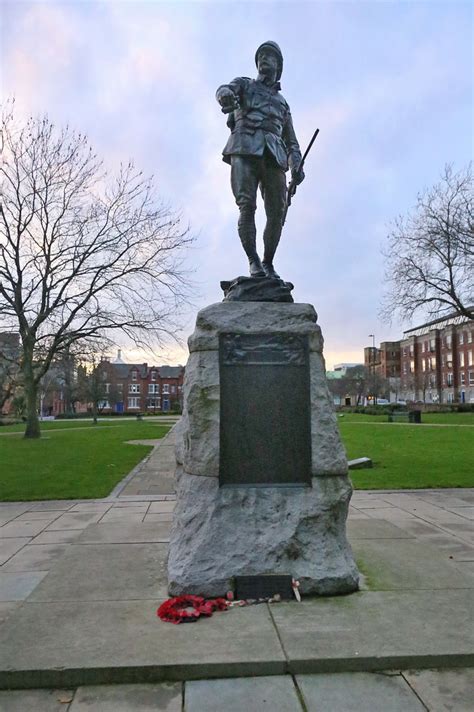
[238,209,265,278]
[262,222,282,279]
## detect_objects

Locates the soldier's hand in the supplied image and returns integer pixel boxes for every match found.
[292,168,305,185]
[219,89,239,114]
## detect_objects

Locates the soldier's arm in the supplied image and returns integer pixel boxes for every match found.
[282,111,304,181]
[215,77,248,112]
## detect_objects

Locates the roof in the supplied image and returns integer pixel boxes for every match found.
[159,366,184,379]
[98,362,184,379]
[403,310,473,336]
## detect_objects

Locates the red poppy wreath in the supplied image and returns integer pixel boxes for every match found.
[157,595,229,624]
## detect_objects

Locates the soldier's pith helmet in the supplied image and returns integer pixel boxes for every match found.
[255,41,283,80]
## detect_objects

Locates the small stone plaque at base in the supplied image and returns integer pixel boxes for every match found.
[234,575,293,600]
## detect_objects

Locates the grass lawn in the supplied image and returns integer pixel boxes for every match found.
[0,420,171,501]
[339,416,474,489]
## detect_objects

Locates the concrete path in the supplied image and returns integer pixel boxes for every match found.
[0,425,473,708]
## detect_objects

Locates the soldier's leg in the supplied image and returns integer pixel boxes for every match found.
[230,155,265,277]
[261,151,286,279]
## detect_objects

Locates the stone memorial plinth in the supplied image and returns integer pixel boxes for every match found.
[167,301,359,597]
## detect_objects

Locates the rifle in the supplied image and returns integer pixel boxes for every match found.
[282,128,319,226]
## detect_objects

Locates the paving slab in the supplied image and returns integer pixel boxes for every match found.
[78,522,171,544]
[0,571,48,602]
[99,511,146,523]
[0,601,286,688]
[402,667,474,712]
[0,538,30,565]
[14,511,63,521]
[270,590,474,672]
[347,519,413,540]
[0,688,74,711]
[447,506,474,519]
[0,520,50,538]
[148,502,176,513]
[31,529,84,545]
[69,682,182,711]
[296,672,426,711]
[435,520,474,544]
[28,543,169,602]
[29,501,77,511]
[46,511,105,530]
[1,543,69,572]
[143,513,174,524]
[349,497,395,509]
[0,601,18,626]
[186,675,302,712]
[352,537,474,590]
[365,507,419,521]
[69,502,114,513]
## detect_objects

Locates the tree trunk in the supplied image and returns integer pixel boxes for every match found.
[23,369,40,439]
[92,401,98,425]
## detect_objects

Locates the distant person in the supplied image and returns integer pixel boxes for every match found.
[216,41,304,279]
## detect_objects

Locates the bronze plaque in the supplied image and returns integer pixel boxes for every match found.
[219,333,311,486]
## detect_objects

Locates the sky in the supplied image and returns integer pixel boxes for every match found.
[2,0,473,369]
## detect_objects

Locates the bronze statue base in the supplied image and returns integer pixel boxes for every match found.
[220,275,294,302]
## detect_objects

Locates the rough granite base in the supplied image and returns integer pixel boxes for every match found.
[167,301,360,597]
[168,469,359,597]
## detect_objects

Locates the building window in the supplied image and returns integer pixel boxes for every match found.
[447,373,453,386]
[163,384,170,394]
[468,351,473,367]
[469,372,474,386]
[105,383,110,393]
[131,370,137,381]
[151,370,157,381]
[460,353,465,367]
[128,397,140,408]
[129,384,140,394]
[459,332,464,345]
[422,360,426,372]
[171,385,176,394]
[447,392,454,403]
[460,372,466,385]
[430,357,436,370]
[409,360,414,373]
[429,339,436,352]
[468,332,473,344]
[403,363,407,375]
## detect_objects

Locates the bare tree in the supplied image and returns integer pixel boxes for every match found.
[381,164,473,324]
[0,104,193,437]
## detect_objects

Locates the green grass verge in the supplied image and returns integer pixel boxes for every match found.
[340,420,474,489]
[0,421,170,501]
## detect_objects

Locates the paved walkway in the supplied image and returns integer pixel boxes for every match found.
[0,426,473,710]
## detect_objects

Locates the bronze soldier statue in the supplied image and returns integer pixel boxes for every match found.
[216,41,305,280]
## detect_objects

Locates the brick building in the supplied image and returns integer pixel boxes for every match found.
[95,359,185,414]
[401,313,474,404]
[363,342,401,379]
[362,313,474,404]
